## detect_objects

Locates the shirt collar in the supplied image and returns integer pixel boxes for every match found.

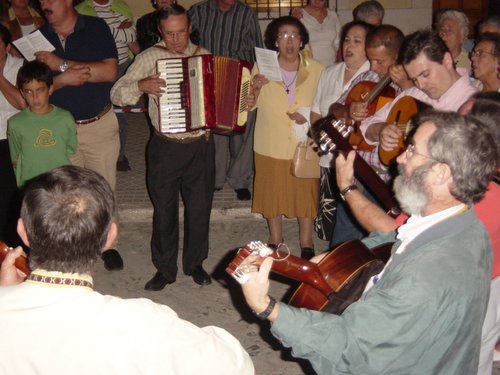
[396,203,467,250]
[27,269,94,289]
[45,14,84,35]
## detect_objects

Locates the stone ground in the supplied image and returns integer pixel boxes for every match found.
[93,111,500,375]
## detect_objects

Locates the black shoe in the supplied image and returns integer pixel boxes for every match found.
[116,156,131,171]
[144,271,174,291]
[189,265,212,285]
[102,249,124,271]
[235,188,251,201]
[301,247,315,260]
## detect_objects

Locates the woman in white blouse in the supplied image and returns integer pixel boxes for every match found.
[293,0,341,67]
[310,21,373,241]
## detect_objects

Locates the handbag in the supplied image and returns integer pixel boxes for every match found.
[291,138,320,179]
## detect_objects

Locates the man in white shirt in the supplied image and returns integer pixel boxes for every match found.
[0,165,254,375]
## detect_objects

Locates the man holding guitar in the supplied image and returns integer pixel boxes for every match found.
[335,96,500,375]
[239,111,498,375]
[361,29,477,163]
[329,24,412,125]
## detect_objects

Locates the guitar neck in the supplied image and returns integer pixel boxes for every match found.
[364,74,392,105]
[315,116,399,213]
[226,246,334,297]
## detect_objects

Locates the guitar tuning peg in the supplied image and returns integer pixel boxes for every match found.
[327,143,337,153]
[319,138,332,154]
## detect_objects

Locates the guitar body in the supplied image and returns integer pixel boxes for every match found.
[379,96,425,166]
[226,240,392,315]
[345,81,396,151]
[288,240,392,314]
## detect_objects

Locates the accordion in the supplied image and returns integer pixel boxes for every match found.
[156,54,251,135]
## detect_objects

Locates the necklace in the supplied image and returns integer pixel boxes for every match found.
[283,70,299,94]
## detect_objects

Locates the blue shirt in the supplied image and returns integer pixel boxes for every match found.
[39,15,118,120]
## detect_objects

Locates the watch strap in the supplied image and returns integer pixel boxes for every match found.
[253,296,277,320]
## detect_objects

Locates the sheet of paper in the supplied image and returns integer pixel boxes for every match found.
[13,30,55,61]
[254,47,282,81]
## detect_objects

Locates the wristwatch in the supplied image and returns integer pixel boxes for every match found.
[253,296,277,320]
[340,184,358,201]
[59,60,69,72]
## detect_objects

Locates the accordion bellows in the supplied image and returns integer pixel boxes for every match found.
[156,54,251,135]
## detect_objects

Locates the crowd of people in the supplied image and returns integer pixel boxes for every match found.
[0,0,499,374]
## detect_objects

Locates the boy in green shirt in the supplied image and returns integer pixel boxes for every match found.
[8,61,77,187]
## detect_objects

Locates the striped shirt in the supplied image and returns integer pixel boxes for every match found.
[93,0,136,64]
[188,0,263,64]
[111,41,209,140]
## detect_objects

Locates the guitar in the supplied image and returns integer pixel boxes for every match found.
[0,241,31,276]
[344,75,396,150]
[226,240,392,314]
[378,96,428,166]
[312,115,400,216]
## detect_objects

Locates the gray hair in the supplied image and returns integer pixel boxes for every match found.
[436,9,469,39]
[353,1,384,23]
[419,110,498,204]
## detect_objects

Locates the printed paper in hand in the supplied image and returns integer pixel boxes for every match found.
[254,47,282,81]
[12,30,55,61]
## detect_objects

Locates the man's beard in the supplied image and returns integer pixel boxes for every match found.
[393,163,433,216]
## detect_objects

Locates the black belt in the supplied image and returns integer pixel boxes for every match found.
[76,104,112,125]
[153,129,208,144]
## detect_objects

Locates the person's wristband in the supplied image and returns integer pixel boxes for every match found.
[340,184,358,201]
[253,296,276,320]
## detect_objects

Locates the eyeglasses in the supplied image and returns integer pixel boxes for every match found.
[163,31,188,40]
[404,144,435,160]
[470,49,496,58]
[277,32,301,41]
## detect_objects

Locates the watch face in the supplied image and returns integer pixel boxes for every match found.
[60,62,68,72]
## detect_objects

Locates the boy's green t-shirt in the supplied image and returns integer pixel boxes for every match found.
[7,106,77,187]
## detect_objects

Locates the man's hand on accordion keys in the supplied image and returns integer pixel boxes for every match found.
[138,73,166,96]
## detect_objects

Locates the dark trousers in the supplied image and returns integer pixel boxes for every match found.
[214,110,255,189]
[0,140,21,246]
[147,133,215,281]
[329,186,379,249]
